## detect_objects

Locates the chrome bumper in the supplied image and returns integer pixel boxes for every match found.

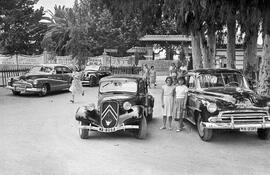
[6,86,42,92]
[202,122,270,129]
[79,124,139,132]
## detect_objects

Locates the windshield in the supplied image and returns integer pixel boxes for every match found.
[199,73,250,89]
[28,66,53,74]
[85,65,100,71]
[100,79,137,93]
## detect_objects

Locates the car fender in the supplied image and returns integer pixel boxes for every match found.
[75,106,100,124]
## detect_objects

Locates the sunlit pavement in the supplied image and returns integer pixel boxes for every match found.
[0,76,269,175]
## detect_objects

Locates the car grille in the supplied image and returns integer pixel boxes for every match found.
[13,82,32,88]
[218,111,268,124]
[101,101,119,128]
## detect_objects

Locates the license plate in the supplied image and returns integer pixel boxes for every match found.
[240,127,257,132]
[98,127,117,132]
[15,86,26,92]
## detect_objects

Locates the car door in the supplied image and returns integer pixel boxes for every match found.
[52,66,67,90]
[186,74,197,124]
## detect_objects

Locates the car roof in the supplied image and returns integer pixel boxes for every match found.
[37,64,67,68]
[188,68,242,74]
[100,74,143,82]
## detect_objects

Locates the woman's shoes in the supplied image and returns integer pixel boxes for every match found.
[70,100,74,103]
[82,91,84,96]
[160,126,166,130]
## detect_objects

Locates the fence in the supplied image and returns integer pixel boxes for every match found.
[0,68,30,87]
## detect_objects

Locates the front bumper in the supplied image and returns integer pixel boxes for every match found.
[81,80,90,85]
[6,85,42,93]
[79,123,139,132]
[203,116,270,129]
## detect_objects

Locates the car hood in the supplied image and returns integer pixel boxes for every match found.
[199,87,270,108]
[18,74,50,81]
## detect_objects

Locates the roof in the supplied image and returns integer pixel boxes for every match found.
[100,74,143,82]
[189,68,242,74]
[126,47,149,53]
[139,35,192,42]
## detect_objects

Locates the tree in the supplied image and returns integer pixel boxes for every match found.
[0,0,47,55]
[257,1,270,95]
[239,0,261,81]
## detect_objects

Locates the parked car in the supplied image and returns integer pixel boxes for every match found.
[6,64,73,96]
[75,74,154,139]
[184,68,270,141]
[81,65,111,87]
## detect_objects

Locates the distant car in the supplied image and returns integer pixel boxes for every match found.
[75,74,154,139]
[184,68,270,141]
[81,65,111,87]
[6,64,73,96]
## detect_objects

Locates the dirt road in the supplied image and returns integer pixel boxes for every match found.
[0,82,269,175]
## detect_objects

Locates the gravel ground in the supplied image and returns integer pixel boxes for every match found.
[0,77,269,175]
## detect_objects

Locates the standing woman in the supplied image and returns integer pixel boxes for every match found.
[174,77,188,132]
[149,66,157,88]
[142,64,150,87]
[69,66,84,103]
[160,76,175,130]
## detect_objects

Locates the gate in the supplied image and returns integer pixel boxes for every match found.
[0,68,29,87]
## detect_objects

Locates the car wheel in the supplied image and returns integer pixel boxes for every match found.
[257,128,270,140]
[12,90,21,96]
[136,115,147,139]
[196,113,213,141]
[89,76,96,87]
[79,121,89,139]
[39,84,49,97]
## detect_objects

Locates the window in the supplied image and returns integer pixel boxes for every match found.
[55,67,62,74]
[62,67,72,73]
[188,76,195,89]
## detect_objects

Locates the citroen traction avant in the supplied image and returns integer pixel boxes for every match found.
[75,74,154,139]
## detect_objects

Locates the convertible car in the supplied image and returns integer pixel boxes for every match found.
[184,69,270,141]
[75,74,154,139]
[81,65,111,87]
[6,64,73,96]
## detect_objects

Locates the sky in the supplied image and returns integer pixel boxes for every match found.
[35,0,74,12]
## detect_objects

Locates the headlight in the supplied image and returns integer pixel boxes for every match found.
[87,103,95,111]
[123,101,132,110]
[33,79,38,85]
[267,102,270,107]
[207,103,217,113]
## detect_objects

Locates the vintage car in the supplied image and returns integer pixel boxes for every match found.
[6,64,73,96]
[81,65,111,87]
[75,74,154,139]
[184,68,270,141]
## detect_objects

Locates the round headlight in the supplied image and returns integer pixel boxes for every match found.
[123,101,132,110]
[266,102,270,107]
[207,103,217,113]
[33,79,38,85]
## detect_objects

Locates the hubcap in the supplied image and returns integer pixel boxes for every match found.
[41,86,47,95]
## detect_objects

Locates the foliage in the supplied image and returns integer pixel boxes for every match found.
[0,0,47,55]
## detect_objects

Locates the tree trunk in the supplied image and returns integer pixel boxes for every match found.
[226,15,236,69]
[243,25,258,82]
[258,34,270,95]
[165,45,173,60]
[200,28,216,68]
[191,31,203,69]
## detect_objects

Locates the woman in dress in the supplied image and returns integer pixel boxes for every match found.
[174,77,188,132]
[142,64,150,87]
[149,66,157,88]
[160,76,175,130]
[69,67,84,103]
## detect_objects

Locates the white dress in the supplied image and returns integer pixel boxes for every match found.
[162,85,175,116]
[69,72,83,95]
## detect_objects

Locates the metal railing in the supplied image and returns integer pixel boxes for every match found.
[0,68,30,87]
